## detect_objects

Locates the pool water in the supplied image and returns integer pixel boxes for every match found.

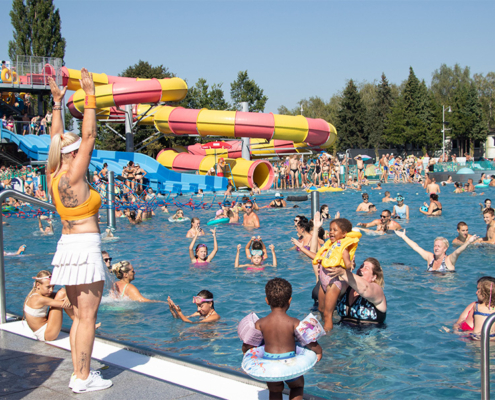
[4,184,495,399]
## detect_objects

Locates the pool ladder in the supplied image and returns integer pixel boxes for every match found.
[481,314,495,399]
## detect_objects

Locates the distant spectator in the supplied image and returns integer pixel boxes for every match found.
[22,114,30,135]
[1,115,7,129]
[45,111,52,135]
[6,116,14,132]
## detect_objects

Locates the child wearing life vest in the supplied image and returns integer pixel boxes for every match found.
[312,216,361,332]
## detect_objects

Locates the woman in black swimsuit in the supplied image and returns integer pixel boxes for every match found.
[269,193,286,208]
[314,158,321,185]
[420,193,442,216]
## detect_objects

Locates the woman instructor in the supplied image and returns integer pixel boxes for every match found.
[47,71,112,393]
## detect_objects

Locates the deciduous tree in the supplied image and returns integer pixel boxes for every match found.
[230,71,268,112]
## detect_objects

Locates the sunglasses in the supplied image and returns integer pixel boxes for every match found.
[380,215,389,218]
[245,206,252,209]
[192,296,213,304]
[104,258,112,262]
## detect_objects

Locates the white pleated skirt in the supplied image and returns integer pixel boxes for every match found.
[51,233,106,286]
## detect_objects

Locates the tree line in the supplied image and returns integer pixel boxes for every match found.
[279,65,494,156]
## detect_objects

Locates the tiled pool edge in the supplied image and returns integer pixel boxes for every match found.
[2,314,327,400]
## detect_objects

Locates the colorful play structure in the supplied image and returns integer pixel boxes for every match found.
[1,61,338,191]
[62,67,337,190]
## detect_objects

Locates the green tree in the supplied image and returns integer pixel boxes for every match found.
[230,71,268,112]
[120,60,174,79]
[336,79,366,150]
[180,78,230,111]
[367,74,394,154]
[464,83,488,156]
[473,72,495,131]
[430,63,472,106]
[8,0,66,59]
[383,94,407,146]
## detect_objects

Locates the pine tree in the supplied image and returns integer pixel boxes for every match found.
[337,79,366,150]
[8,0,66,60]
[464,83,488,156]
[368,74,393,153]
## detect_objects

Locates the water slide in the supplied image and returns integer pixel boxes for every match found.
[0,129,227,193]
[61,67,337,189]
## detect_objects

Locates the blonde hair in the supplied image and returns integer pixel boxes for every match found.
[111,261,132,279]
[23,270,51,317]
[47,131,81,176]
[364,257,385,288]
[434,237,449,249]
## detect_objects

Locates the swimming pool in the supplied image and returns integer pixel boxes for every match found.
[4,184,495,399]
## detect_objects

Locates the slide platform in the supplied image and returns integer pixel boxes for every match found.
[0,129,226,193]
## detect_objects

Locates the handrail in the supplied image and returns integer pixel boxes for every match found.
[0,189,56,324]
[481,313,495,399]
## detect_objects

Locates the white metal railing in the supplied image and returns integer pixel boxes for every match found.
[481,314,495,399]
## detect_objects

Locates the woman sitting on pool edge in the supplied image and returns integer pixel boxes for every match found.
[167,290,220,323]
[235,243,277,270]
[189,228,218,264]
[395,229,478,272]
[111,261,165,302]
[454,276,495,338]
[24,270,73,341]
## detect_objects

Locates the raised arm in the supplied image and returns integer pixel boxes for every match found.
[269,244,277,267]
[448,235,479,266]
[235,244,242,268]
[47,77,67,139]
[245,238,253,260]
[394,230,432,261]
[310,212,323,253]
[189,232,199,262]
[206,228,218,262]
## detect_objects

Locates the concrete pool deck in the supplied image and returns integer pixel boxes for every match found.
[0,318,325,400]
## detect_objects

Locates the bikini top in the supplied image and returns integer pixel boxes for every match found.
[121,283,129,299]
[271,201,284,208]
[50,171,101,221]
[427,256,450,272]
[312,231,361,269]
[337,286,386,324]
[24,293,49,318]
[474,303,494,317]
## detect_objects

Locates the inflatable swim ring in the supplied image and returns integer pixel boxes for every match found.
[206,217,229,226]
[420,205,429,212]
[306,186,343,193]
[286,195,309,202]
[483,179,491,185]
[312,230,361,269]
[2,205,18,212]
[168,216,190,223]
[476,184,488,188]
[242,345,317,382]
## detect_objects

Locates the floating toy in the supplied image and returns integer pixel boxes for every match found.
[168,216,190,222]
[420,205,429,212]
[206,217,229,226]
[483,179,491,185]
[238,313,325,382]
[312,230,361,269]
[286,195,309,202]
[476,184,488,188]
[305,186,343,193]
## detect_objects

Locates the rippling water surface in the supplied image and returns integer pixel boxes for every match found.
[5,184,495,399]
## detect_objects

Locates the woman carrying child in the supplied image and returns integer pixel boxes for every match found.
[189,228,218,264]
[167,290,220,323]
[24,270,73,341]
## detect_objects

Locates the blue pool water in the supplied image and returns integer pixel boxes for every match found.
[4,184,495,399]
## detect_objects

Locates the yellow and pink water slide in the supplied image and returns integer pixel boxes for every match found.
[63,67,337,189]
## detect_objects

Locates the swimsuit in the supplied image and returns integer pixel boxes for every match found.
[271,201,284,208]
[120,283,129,299]
[337,286,386,324]
[24,293,49,318]
[427,256,450,272]
[474,303,493,317]
[393,204,407,219]
[432,203,442,213]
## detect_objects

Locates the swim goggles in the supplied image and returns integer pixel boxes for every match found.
[192,296,213,304]
[397,195,404,201]
[251,250,263,256]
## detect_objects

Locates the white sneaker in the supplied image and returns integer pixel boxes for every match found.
[68,373,76,389]
[72,371,112,393]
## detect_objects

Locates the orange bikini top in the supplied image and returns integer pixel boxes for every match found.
[51,171,101,221]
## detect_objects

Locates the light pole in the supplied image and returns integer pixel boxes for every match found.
[442,105,452,161]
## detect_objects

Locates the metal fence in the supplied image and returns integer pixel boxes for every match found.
[0,55,62,88]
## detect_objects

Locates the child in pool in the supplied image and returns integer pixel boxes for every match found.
[167,290,220,323]
[24,270,74,341]
[161,205,169,213]
[4,244,26,256]
[189,228,218,263]
[455,276,495,337]
[235,243,276,270]
[172,208,185,220]
[244,236,268,261]
[242,278,322,400]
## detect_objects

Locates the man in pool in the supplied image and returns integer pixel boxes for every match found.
[356,193,374,212]
[243,201,260,228]
[466,178,475,192]
[478,208,495,244]
[452,222,472,246]
[426,178,440,194]
[382,191,396,203]
[357,210,402,233]
[241,278,322,400]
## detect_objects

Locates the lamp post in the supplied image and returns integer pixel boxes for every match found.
[442,105,452,161]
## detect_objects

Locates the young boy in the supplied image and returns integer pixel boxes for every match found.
[453,222,472,245]
[242,278,322,400]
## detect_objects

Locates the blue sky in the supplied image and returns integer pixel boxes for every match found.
[0,1,493,113]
